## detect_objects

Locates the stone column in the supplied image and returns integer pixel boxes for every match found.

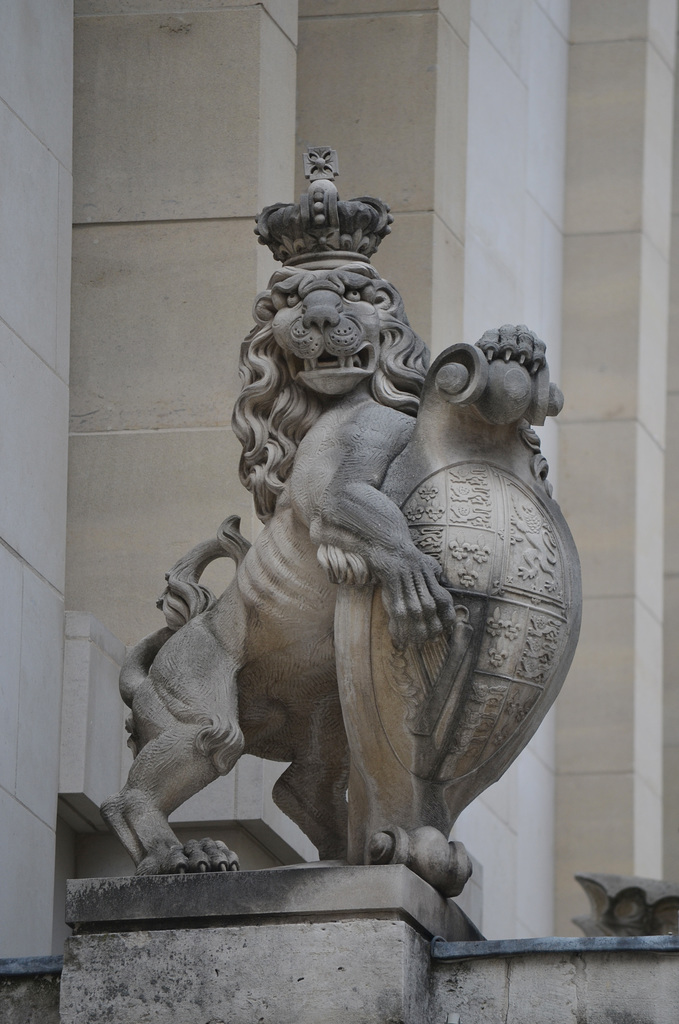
[556,0,677,933]
[67,0,298,646]
[0,0,73,956]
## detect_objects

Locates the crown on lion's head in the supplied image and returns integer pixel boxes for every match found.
[232,261,430,522]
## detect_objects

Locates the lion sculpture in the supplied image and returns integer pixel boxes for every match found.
[101,257,456,875]
[102,151,579,899]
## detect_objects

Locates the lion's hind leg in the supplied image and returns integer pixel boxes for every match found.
[102,621,245,874]
[101,721,241,874]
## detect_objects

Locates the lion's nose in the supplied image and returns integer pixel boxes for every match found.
[301,290,342,331]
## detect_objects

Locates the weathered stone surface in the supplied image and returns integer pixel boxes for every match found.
[66,864,481,942]
[61,918,430,1024]
[0,973,60,1024]
[430,942,679,1024]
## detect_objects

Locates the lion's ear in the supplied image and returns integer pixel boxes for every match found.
[253,291,277,325]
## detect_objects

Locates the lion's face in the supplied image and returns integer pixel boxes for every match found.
[254,265,388,396]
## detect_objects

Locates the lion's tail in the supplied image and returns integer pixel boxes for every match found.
[120,516,252,707]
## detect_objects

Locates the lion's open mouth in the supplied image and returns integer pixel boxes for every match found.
[303,349,371,372]
[291,344,376,395]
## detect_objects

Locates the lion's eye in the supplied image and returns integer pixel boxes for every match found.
[345,289,362,301]
[286,293,299,307]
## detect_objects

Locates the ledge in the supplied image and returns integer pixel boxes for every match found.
[0,956,63,976]
[431,934,679,961]
[66,863,483,942]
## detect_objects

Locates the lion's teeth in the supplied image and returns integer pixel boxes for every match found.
[304,358,317,371]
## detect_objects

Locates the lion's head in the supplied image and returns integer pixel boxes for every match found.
[232,262,430,521]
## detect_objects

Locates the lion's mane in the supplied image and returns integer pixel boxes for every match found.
[232,270,430,522]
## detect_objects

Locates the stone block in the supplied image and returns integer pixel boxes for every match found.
[300,0,439,13]
[0,105,60,369]
[430,216,464,356]
[0,0,73,168]
[665,399,679,573]
[434,12,468,240]
[62,917,429,1024]
[558,420,637,599]
[66,428,251,646]
[641,45,674,260]
[0,973,60,1024]
[454,800,518,940]
[639,233,670,446]
[0,546,22,792]
[635,428,664,618]
[56,165,73,385]
[663,575,679,740]
[522,198,564,353]
[565,39,646,236]
[471,0,527,81]
[69,220,257,433]
[59,613,127,832]
[73,8,293,222]
[556,596,635,776]
[75,0,297,42]
[516,748,555,937]
[526,3,569,230]
[663,742,679,883]
[15,568,64,828]
[65,864,479,941]
[555,771,635,935]
[0,788,57,957]
[561,231,641,424]
[633,773,662,878]
[0,323,69,590]
[377,212,435,343]
[296,12,437,214]
[465,23,527,289]
[463,226,521,344]
[429,955,510,1024]
[631,601,663,790]
[536,0,569,38]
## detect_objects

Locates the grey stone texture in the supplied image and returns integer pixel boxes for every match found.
[65,864,481,941]
[59,875,679,1024]
[0,973,60,1024]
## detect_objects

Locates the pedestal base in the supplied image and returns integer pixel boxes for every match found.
[60,864,481,1024]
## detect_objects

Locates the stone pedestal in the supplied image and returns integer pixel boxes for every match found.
[60,864,481,1024]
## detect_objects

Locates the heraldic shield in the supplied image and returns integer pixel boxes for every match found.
[335,338,581,898]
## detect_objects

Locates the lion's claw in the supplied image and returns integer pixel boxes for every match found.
[477,324,546,376]
[137,838,239,875]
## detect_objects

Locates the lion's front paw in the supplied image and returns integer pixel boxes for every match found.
[137,838,239,875]
[477,324,546,375]
[377,550,456,649]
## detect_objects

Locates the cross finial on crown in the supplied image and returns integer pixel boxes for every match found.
[303,146,339,182]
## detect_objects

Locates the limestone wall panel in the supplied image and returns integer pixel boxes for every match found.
[69,220,256,433]
[296,11,437,214]
[0,104,61,368]
[73,10,265,223]
[66,429,251,647]
[0,322,69,591]
[15,569,65,829]
[565,40,647,237]
[0,545,22,793]
[0,0,73,169]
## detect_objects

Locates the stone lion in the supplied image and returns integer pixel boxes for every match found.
[101,260,457,874]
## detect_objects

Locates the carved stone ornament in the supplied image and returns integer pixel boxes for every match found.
[101,150,581,900]
[574,873,679,937]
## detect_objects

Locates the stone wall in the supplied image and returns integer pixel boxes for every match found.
[0,0,74,957]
